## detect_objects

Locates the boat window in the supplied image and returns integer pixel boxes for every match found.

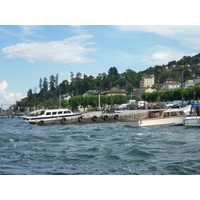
[64,111,71,114]
[163,112,170,117]
[40,111,45,115]
[171,112,177,116]
[46,112,51,115]
[58,111,63,114]
[154,111,162,117]
[149,112,154,118]
[149,111,162,118]
[52,112,57,115]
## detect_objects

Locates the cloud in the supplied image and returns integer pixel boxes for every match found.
[0,80,24,108]
[1,35,96,64]
[142,46,197,66]
[20,25,45,39]
[114,25,200,37]
[114,25,200,49]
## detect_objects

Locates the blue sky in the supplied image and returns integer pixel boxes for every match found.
[1,25,200,107]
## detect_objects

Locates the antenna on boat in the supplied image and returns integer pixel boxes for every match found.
[59,90,61,108]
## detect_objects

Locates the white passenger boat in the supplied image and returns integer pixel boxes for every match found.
[23,108,82,125]
[123,109,186,128]
[184,103,200,128]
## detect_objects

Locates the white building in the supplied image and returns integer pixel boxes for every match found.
[162,82,181,90]
[185,79,194,87]
[194,78,200,85]
[140,75,155,88]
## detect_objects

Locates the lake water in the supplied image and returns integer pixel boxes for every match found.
[1,117,200,175]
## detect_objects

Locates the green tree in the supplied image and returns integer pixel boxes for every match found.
[27,89,33,100]
[127,84,133,95]
[43,77,48,92]
[39,78,43,91]
[49,75,56,91]
[108,66,119,81]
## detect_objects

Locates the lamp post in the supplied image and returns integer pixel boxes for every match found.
[98,92,101,111]
[179,66,184,107]
[194,91,196,101]
[157,69,160,103]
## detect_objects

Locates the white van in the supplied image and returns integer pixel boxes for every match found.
[137,101,148,109]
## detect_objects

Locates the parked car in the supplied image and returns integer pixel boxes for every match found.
[117,104,129,110]
[165,101,174,108]
[171,101,182,108]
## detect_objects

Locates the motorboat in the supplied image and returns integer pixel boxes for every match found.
[23,108,82,125]
[123,109,186,128]
[184,103,200,127]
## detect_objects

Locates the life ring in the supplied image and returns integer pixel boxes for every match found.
[92,115,97,121]
[39,120,44,126]
[78,116,83,122]
[61,117,67,124]
[114,114,119,120]
[104,115,108,121]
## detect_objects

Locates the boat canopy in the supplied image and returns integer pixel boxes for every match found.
[191,103,200,107]
[189,103,200,117]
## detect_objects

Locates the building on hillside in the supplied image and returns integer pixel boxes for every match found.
[61,93,72,100]
[126,68,133,72]
[72,72,83,86]
[162,81,181,90]
[145,88,155,93]
[152,84,163,91]
[165,66,169,70]
[194,78,200,85]
[185,79,194,88]
[100,87,126,96]
[165,78,175,83]
[140,75,155,88]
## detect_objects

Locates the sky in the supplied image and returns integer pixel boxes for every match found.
[1,25,200,108]
[1,1,200,109]
[0,25,200,108]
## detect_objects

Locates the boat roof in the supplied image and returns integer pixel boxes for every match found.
[148,109,183,113]
[29,108,71,113]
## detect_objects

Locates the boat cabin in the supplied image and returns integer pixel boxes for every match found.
[140,109,185,120]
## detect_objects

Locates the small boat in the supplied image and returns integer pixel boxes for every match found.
[23,108,82,125]
[184,103,200,128]
[123,109,186,128]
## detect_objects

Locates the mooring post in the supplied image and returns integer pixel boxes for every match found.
[11,107,14,118]
[18,107,20,118]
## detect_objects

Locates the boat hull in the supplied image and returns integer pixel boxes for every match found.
[184,117,200,127]
[124,116,185,127]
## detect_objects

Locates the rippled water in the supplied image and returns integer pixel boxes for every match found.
[1,117,200,175]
